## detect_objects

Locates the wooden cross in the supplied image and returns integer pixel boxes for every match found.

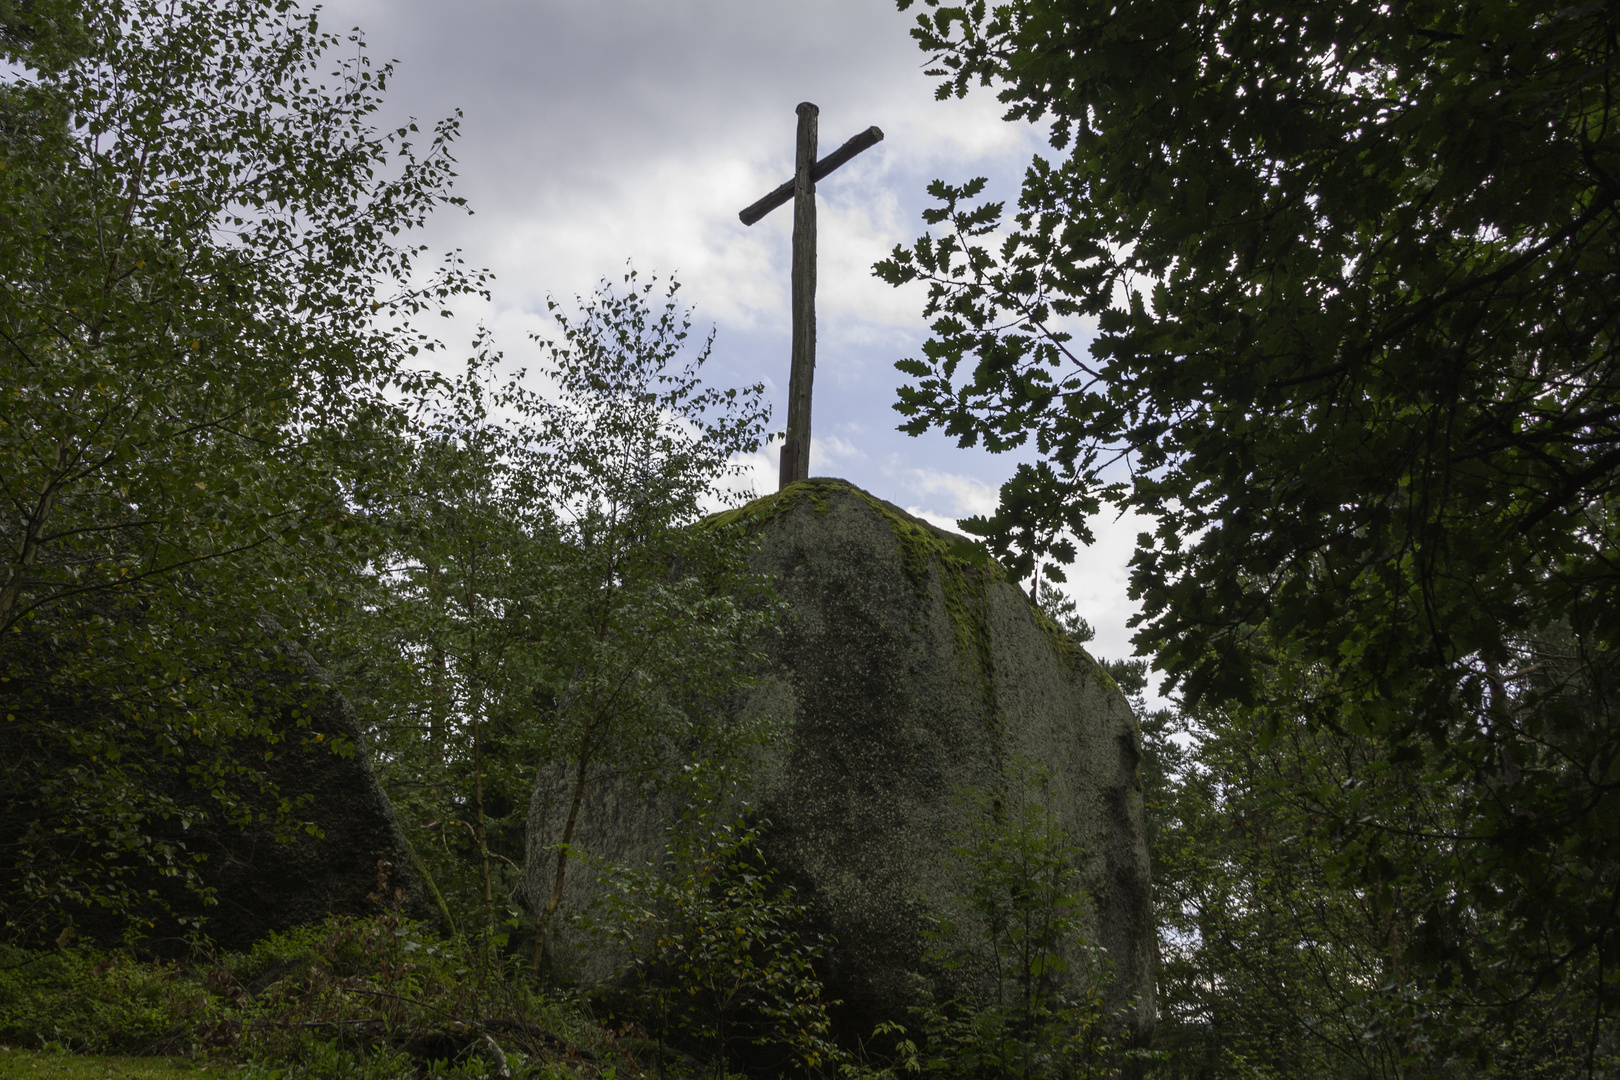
[739,103,883,491]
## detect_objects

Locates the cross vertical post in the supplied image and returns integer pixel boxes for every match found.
[738,107,884,491]
[783,102,818,489]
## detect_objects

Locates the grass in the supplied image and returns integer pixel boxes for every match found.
[0,1046,236,1078]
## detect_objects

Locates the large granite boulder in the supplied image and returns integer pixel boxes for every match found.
[524,479,1154,1043]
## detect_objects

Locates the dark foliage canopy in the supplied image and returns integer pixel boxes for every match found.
[0,0,479,940]
[880,0,1620,1055]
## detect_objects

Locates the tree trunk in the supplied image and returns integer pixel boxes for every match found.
[473,710,496,939]
[0,445,69,626]
[530,743,593,973]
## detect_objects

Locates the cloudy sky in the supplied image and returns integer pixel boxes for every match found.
[319,0,1159,678]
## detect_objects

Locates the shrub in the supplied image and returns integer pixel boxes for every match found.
[0,944,215,1054]
[0,914,602,1075]
[583,804,839,1078]
[903,773,1128,1080]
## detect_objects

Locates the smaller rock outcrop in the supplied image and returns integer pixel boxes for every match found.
[175,646,436,951]
[0,643,435,954]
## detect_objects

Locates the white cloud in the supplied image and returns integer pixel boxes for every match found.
[713,450,779,508]
[901,468,1001,523]
[809,433,864,475]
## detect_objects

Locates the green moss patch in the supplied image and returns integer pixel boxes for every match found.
[1031,606,1114,693]
[708,478,1012,736]
[705,478,996,574]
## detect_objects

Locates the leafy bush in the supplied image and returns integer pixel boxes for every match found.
[583,800,839,1078]
[898,773,1130,1080]
[0,913,605,1075]
[0,944,215,1054]
[214,912,558,1070]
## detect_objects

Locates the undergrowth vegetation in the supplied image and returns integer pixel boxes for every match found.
[0,911,607,1078]
[0,773,1136,1080]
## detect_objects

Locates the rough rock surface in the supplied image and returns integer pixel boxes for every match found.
[525,479,1154,1041]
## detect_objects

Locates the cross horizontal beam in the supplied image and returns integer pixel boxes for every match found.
[738,125,885,226]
